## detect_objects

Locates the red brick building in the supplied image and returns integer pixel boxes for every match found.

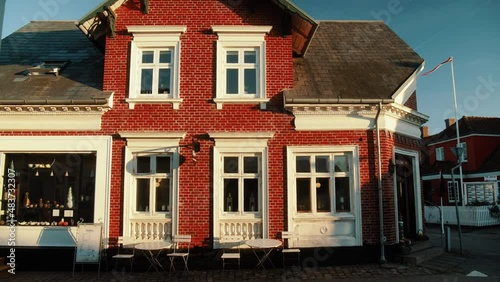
[1,0,429,259]
[422,117,500,207]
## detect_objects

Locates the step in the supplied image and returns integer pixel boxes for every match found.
[408,241,432,254]
[400,246,444,265]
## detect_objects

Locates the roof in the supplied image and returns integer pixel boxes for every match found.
[0,21,110,105]
[425,116,500,144]
[284,21,423,104]
[478,145,500,173]
[78,0,317,55]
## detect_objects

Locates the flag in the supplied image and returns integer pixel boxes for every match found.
[421,57,453,76]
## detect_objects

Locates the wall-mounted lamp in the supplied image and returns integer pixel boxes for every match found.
[388,159,396,174]
[184,138,201,162]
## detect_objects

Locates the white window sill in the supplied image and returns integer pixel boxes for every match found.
[126,98,182,109]
[213,98,269,110]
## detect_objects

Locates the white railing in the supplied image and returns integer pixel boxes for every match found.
[219,219,263,240]
[129,219,172,242]
[425,205,500,227]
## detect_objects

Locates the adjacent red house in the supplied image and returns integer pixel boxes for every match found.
[422,117,500,208]
[1,0,429,260]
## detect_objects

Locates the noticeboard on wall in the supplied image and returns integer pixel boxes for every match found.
[74,223,102,263]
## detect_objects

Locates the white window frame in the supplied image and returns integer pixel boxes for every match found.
[286,146,362,247]
[212,26,272,110]
[126,26,186,110]
[210,132,273,246]
[447,181,459,203]
[120,131,185,238]
[435,147,444,161]
[132,154,173,215]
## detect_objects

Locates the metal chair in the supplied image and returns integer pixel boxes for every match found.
[111,236,135,271]
[220,236,241,270]
[281,231,300,267]
[167,235,191,272]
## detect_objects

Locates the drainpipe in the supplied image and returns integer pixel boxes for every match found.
[375,102,386,263]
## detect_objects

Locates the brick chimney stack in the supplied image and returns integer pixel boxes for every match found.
[421,126,429,138]
[445,118,455,127]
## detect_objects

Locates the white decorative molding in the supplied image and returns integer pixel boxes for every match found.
[125,98,183,110]
[213,98,269,110]
[289,103,428,139]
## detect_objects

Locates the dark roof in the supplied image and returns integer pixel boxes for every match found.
[0,21,110,105]
[284,21,423,104]
[425,116,500,144]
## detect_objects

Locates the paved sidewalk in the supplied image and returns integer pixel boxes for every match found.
[4,263,438,281]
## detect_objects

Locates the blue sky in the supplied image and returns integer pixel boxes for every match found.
[2,0,499,135]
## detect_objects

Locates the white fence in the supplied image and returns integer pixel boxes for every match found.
[425,205,500,227]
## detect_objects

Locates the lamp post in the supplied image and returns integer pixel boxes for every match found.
[451,146,465,254]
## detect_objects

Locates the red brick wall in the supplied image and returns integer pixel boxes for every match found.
[404,91,418,111]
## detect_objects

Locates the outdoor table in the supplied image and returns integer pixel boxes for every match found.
[246,238,282,269]
[135,241,172,273]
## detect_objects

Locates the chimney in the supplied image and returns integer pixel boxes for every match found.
[421,126,429,138]
[445,118,455,127]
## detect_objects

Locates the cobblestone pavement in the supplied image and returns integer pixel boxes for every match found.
[3,263,439,281]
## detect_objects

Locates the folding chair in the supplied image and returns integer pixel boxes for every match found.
[220,236,241,270]
[111,236,135,271]
[167,235,191,272]
[282,231,300,267]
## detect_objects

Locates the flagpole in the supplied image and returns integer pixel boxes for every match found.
[450,57,464,254]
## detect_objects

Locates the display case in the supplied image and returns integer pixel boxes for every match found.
[1,153,96,226]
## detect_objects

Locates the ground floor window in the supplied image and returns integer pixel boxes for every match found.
[465,182,496,204]
[1,153,96,226]
[286,146,362,247]
[447,181,459,203]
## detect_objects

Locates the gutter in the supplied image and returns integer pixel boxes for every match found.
[284,96,395,105]
[375,102,386,263]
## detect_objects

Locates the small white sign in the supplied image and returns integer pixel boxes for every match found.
[52,209,60,217]
[64,210,74,217]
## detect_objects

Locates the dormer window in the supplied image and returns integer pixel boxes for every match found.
[27,60,69,76]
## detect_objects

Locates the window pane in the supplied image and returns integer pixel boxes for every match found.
[142,51,154,63]
[316,178,331,212]
[140,69,153,94]
[334,156,349,172]
[296,178,311,212]
[224,157,238,173]
[159,50,171,63]
[224,179,238,212]
[226,51,238,63]
[244,157,258,173]
[226,69,238,94]
[296,156,310,173]
[244,179,258,212]
[315,156,329,173]
[335,177,350,212]
[136,179,150,212]
[244,69,256,94]
[155,178,170,212]
[244,51,256,64]
[158,69,171,94]
[156,156,170,173]
[137,156,150,173]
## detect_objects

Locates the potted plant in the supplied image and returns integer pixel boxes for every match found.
[489,204,500,218]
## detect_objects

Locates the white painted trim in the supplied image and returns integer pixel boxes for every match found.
[286,146,362,247]
[393,148,423,242]
[125,98,183,110]
[213,98,270,110]
[391,65,423,105]
[423,171,500,181]
[212,138,269,247]
[0,136,112,246]
[211,25,272,34]
[0,114,104,131]
[127,26,187,34]
[119,131,186,139]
